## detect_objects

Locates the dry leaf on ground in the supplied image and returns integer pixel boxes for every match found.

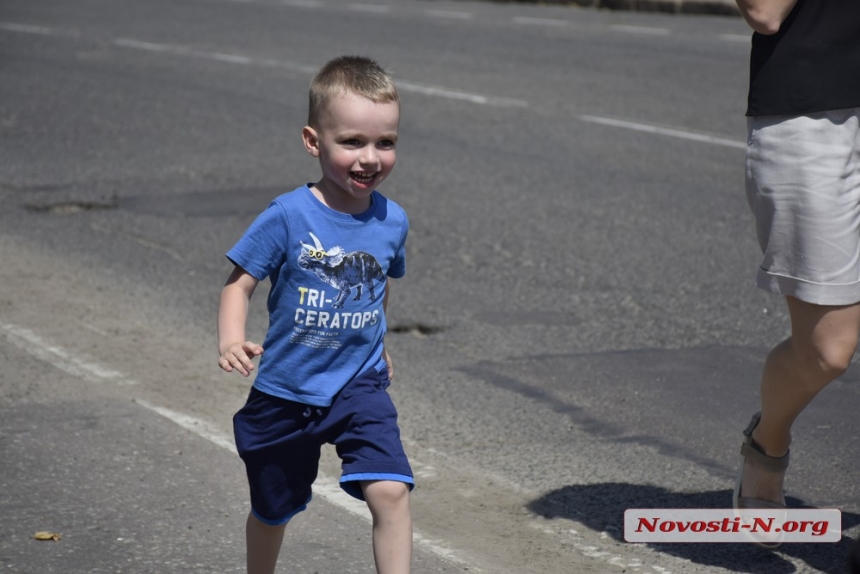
[33,531,62,541]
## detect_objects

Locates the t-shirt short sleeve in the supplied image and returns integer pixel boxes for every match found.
[386,211,408,279]
[226,201,290,281]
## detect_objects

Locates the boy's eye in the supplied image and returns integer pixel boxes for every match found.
[341,138,361,146]
[378,139,395,148]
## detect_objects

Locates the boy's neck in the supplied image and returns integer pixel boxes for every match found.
[309,182,372,215]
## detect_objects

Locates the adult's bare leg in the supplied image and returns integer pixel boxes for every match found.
[741,296,860,503]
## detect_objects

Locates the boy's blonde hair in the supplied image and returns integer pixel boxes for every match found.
[308,56,399,128]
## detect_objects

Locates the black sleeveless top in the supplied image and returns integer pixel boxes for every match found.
[746,0,860,116]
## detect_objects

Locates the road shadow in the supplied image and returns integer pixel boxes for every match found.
[528,483,860,573]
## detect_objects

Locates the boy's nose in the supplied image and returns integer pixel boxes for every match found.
[359,147,379,167]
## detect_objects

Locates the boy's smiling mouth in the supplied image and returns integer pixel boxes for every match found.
[351,171,376,184]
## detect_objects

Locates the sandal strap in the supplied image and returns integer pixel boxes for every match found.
[736,495,787,510]
[741,439,790,472]
[740,411,790,472]
[743,411,762,438]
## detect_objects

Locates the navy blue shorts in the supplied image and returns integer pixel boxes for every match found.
[233,368,413,526]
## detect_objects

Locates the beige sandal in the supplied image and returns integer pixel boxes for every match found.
[733,411,790,510]
[733,412,789,549]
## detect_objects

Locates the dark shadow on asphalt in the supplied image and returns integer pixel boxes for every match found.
[528,483,860,574]
[121,185,288,217]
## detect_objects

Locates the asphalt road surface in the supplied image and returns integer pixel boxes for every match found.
[1,0,859,573]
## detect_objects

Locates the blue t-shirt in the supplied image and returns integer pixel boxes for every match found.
[227,184,408,406]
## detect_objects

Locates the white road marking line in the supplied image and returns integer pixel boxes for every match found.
[579,115,746,149]
[113,36,522,107]
[425,9,473,20]
[0,322,479,571]
[210,52,254,64]
[611,24,671,36]
[0,22,57,35]
[137,399,239,453]
[0,322,136,385]
[112,38,176,52]
[397,81,529,107]
[512,16,567,27]
[112,38,318,73]
[280,0,324,6]
[720,33,750,42]
[347,3,390,13]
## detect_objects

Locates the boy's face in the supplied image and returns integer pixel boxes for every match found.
[303,91,399,213]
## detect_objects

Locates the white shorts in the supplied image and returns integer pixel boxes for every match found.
[746,108,860,305]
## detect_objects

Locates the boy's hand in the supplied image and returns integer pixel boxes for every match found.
[383,347,394,381]
[219,342,263,377]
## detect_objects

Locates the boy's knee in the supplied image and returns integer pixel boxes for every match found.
[362,480,411,510]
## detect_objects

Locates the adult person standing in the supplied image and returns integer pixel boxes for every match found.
[732,0,860,524]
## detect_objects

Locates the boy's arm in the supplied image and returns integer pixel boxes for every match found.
[218,266,264,377]
[735,0,797,34]
[382,280,394,381]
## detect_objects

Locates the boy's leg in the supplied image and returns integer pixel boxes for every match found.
[361,480,412,574]
[741,296,860,503]
[329,369,414,572]
[246,513,287,574]
[234,389,323,574]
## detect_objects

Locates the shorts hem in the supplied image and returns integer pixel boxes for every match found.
[340,474,415,500]
[251,495,311,526]
[757,269,860,306]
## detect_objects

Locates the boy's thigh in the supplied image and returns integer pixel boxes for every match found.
[746,108,860,305]
[233,388,323,525]
[328,369,414,500]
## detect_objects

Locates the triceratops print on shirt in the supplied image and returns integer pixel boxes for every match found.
[289,232,385,350]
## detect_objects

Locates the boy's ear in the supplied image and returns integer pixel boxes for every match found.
[302,126,320,157]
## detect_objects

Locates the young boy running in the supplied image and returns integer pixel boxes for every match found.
[218,55,413,574]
